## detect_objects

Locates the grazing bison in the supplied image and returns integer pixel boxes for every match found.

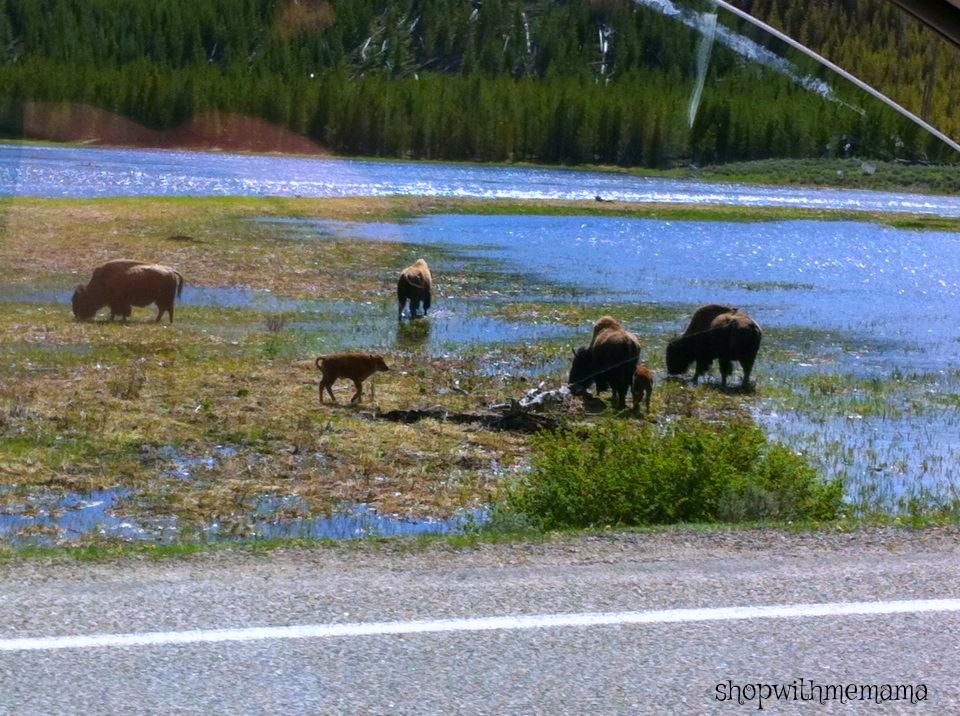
[72,260,184,323]
[632,364,655,414]
[590,315,625,394]
[683,303,737,335]
[666,311,761,388]
[569,326,641,410]
[397,258,432,320]
[315,352,390,404]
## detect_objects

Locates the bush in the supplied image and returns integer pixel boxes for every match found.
[503,418,842,529]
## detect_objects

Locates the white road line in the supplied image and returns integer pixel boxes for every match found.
[2,598,959,653]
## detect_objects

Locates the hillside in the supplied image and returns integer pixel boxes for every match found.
[0,0,955,166]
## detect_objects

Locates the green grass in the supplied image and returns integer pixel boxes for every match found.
[598,158,960,195]
[502,417,843,529]
[488,300,692,328]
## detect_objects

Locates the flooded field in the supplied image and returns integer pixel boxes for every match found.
[2,203,959,544]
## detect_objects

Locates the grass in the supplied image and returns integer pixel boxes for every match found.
[674,158,960,195]
[0,299,530,524]
[573,158,960,195]
[501,417,843,529]
[489,300,692,328]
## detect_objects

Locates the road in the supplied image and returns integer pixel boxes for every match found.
[1,527,959,714]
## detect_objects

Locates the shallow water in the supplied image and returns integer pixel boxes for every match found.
[762,407,960,510]
[292,298,573,354]
[222,497,486,540]
[0,488,178,544]
[4,142,960,216]
[267,214,960,374]
[0,486,484,544]
[265,213,960,509]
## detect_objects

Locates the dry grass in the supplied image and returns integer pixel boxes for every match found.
[0,196,423,299]
[0,300,528,524]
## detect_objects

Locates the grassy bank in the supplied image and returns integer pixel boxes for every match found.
[604,158,960,195]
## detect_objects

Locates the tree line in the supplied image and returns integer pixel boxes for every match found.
[0,0,953,166]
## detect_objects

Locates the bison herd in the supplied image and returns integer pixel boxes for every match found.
[71,258,763,411]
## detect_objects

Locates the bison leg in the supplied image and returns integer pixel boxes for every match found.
[610,383,626,411]
[320,380,338,404]
[719,357,734,388]
[156,302,174,324]
[740,356,756,389]
[397,282,408,321]
[112,302,132,322]
[422,291,431,315]
[694,357,711,384]
[350,379,363,403]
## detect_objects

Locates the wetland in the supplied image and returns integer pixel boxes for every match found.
[1,192,958,547]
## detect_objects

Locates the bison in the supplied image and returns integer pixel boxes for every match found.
[569,325,641,410]
[315,352,390,404]
[397,258,432,320]
[632,364,655,414]
[683,303,737,335]
[590,315,625,394]
[666,310,761,388]
[72,260,184,323]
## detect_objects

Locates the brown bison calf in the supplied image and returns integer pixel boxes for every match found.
[72,259,184,324]
[632,365,655,414]
[397,258,432,320]
[666,310,762,388]
[315,352,390,404]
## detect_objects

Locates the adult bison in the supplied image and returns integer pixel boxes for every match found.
[569,324,641,410]
[683,303,737,335]
[72,259,184,324]
[666,310,761,388]
[589,315,625,394]
[397,258,432,320]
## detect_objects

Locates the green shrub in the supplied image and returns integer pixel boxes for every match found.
[503,418,842,529]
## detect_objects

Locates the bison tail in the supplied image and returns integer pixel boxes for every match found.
[315,355,327,370]
[174,271,184,299]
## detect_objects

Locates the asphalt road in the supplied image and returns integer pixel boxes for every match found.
[1,527,959,714]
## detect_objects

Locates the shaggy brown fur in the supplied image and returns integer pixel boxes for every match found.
[315,352,390,404]
[569,327,641,410]
[590,315,623,346]
[589,316,642,394]
[666,310,761,388]
[682,303,737,336]
[397,258,433,320]
[631,364,655,414]
[72,260,184,323]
